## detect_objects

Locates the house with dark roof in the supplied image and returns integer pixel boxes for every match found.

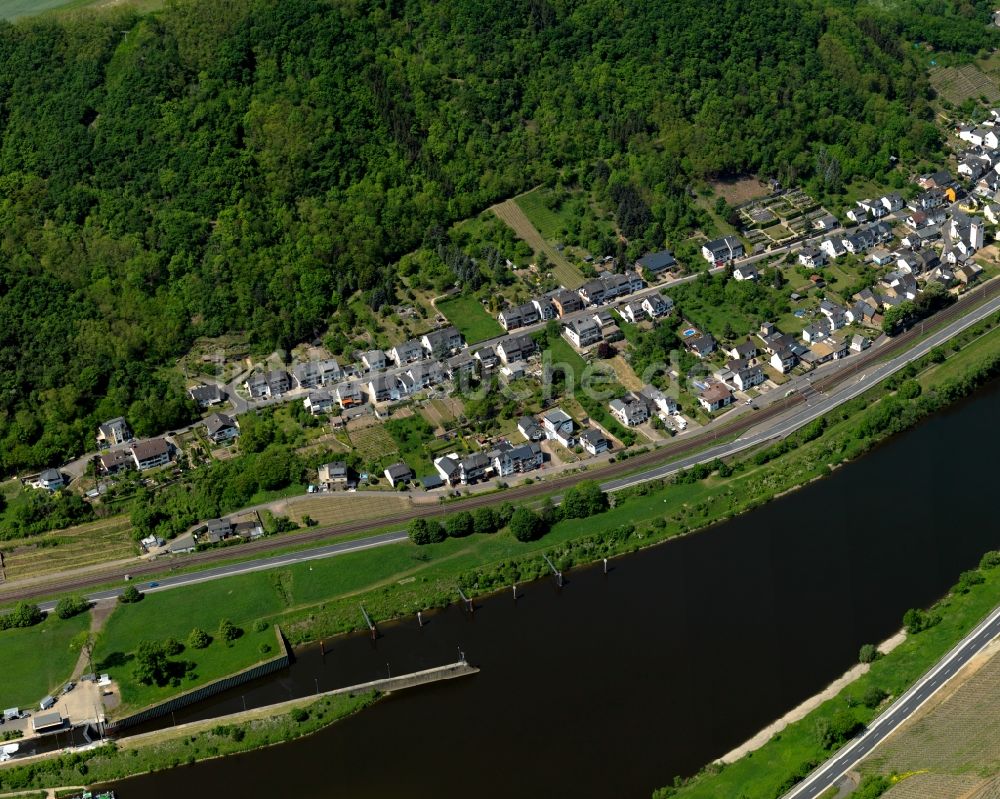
[303,389,336,415]
[564,316,602,348]
[686,334,717,358]
[420,327,464,358]
[609,397,649,427]
[336,381,364,408]
[98,449,133,475]
[292,359,341,389]
[635,250,678,278]
[496,335,535,364]
[491,442,543,477]
[458,453,491,484]
[204,412,239,443]
[733,366,764,392]
[701,236,744,263]
[551,289,583,316]
[361,350,387,371]
[383,462,413,487]
[131,438,172,471]
[518,416,544,441]
[579,428,609,455]
[642,293,673,318]
[389,339,426,367]
[498,302,540,331]
[188,384,226,409]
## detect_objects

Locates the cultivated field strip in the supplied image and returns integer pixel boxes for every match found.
[491,198,585,288]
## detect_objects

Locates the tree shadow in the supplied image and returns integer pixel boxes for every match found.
[95,651,133,670]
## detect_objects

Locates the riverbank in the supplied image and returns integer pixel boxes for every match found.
[7,314,1000,725]
[0,662,478,792]
[656,550,1000,799]
[716,630,907,765]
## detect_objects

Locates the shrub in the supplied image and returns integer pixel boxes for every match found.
[981,551,1000,570]
[219,619,243,642]
[54,595,90,620]
[509,507,545,542]
[858,643,881,664]
[955,569,985,594]
[862,685,887,709]
[162,637,184,656]
[472,506,500,535]
[408,518,446,545]
[444,511,474,538]
[119,585,143,604]
[290,707,309,723]
[188,628,211,649]
[0,601,44,630]
[903,607,939,634]
[560,480,609,520]
[252,619,269,633]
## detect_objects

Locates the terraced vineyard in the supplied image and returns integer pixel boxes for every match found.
[2,515,135,582]
[930,63,1000,106]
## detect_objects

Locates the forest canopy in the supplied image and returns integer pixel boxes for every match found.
[0,0,995,473]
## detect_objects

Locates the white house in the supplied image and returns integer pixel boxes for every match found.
[579,428,609,455]
[733,264,758,282]
[733,366,765,392]
[542,408,574,446]
[609,397,649,427]
[698,384,733,412]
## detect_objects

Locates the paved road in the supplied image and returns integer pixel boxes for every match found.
[782,605,1000,799]
[16,285,1000,610]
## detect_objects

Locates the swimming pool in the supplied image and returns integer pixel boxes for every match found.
[682,328,697,337]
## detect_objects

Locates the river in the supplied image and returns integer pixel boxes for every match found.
[112,379,1000,798]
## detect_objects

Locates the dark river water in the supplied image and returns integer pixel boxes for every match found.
[111,379,1000,799]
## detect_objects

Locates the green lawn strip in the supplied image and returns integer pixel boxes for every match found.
[0,610,91,709]
[0,691,377,792]
[436,295,504,343]
[660,566,1000,799]
[97,577,286,712]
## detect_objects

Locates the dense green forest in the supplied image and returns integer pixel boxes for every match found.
[0,0,996,473]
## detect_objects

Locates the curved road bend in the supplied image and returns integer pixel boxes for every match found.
[782,605,1000,799]
[7,282,1000,609]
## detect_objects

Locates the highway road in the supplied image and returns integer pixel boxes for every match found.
[781,604,1000,799]
[17,284,1000,612]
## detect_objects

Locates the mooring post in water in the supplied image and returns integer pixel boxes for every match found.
[512,583,518,601]
[360,604,376,639]
[320,639,325,656]
[458,587,474,613]
[418,611,424,627]
[542,553,563,588]
[603,557,608,575]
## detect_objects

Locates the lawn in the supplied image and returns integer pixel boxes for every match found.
[96,577,288,713]
[514,188,578,241]
[0,610,91,709]
[437,294,504,343]
[385,414,438,475]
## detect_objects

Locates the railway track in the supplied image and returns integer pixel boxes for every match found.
[3,280,998,604]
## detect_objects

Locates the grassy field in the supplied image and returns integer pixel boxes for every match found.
[286,493,412,527]
[436,294,504,343]
[2,516,135,582]
[96,578,287,713]
[860,645,1000,798]
[514,187,579,240]
[492,197,585,288]
[0,610,91,709]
